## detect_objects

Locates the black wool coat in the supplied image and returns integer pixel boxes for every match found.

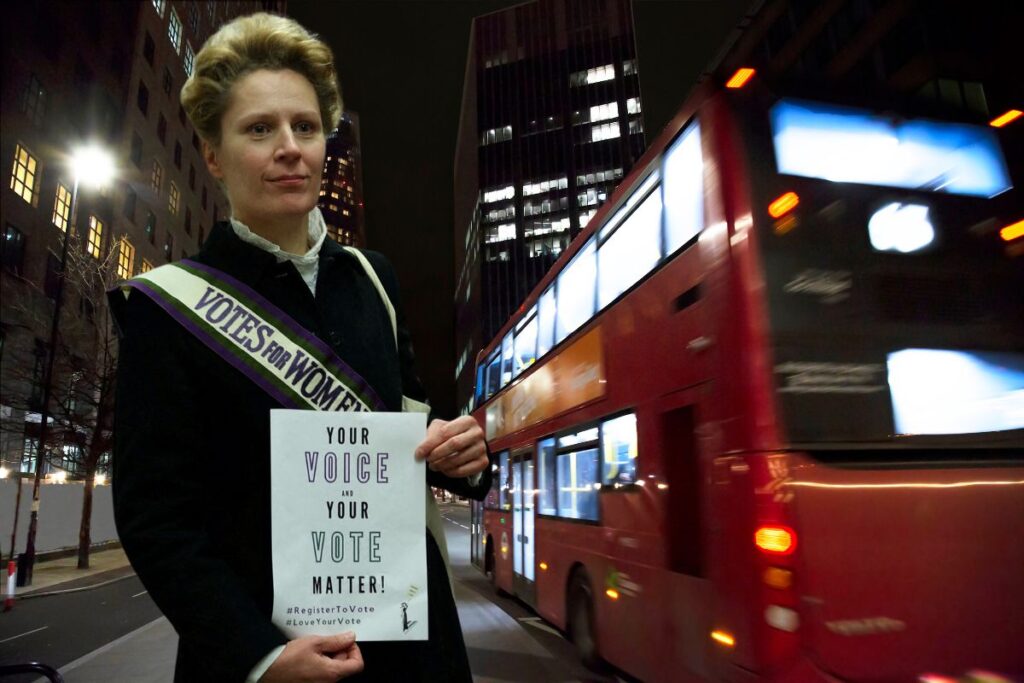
[109,221,490,682]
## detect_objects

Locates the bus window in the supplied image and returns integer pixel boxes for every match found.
[555,238,596,344]
[663,121,704,253]
[600,413,638,485]
[771,99,1011,197]
[484,462,500,510]
[474,364,485,407]
[501,331,514,386]
[513,311,538,377]
[537,286,556,358]
[555,426,600,521]
[557,447,600,521]
[537,437,557,515]
[485,352,501,399]
[499,451,511,511]
[598,187,663,308]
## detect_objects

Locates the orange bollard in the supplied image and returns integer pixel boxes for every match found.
[4,560,14,611]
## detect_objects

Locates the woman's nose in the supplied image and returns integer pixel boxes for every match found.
[274,129,301,160]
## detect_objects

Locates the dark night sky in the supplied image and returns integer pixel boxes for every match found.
[287,0,752,416]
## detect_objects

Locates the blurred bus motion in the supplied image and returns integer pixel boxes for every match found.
[468,71,1023,682]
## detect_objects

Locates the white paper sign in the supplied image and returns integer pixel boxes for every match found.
[270,410,428,641]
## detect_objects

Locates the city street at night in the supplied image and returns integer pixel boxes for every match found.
[2,0,1022,681]
[0,504,623,682]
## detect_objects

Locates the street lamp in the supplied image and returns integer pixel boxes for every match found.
[21,145,114,585]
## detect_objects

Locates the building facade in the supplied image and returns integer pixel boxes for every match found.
[0,0,283,480]
[453,0,647,413]
[319,111,366,247]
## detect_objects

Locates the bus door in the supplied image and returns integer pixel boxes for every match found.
[511,447,536,606]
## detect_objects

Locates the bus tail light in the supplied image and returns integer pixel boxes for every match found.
[768,192,800,218]
[999,219,1024,242]
[726,67,756,89]
[755,526,796,555]
[989,109,1022,128]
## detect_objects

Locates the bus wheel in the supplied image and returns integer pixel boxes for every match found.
[567,572,604,671]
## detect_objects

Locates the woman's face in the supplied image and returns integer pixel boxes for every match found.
[204,69,326,225]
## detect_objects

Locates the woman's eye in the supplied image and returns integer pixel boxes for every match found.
[295,121,317,134]
[249,123,270,135]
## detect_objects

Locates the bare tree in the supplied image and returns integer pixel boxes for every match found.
[1,228,123,568]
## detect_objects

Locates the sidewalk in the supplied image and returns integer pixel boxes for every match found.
[14,547,134,598]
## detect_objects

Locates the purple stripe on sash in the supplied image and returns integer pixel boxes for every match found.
[127,280,303,410]
[181,259,386,411]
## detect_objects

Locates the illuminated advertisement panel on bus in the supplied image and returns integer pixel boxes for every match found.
[485,326,605,441]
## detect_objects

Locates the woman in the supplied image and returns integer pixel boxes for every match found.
[110,13,489,682]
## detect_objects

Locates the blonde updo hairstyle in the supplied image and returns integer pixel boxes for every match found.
[181,13,342,147]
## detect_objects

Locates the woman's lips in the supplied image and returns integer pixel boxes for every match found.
[268,175,307,187]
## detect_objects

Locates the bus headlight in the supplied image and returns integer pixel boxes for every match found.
[868,203,934,253]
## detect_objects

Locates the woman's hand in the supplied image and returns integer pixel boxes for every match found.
[261,632,363,682]
[414,416,488,478]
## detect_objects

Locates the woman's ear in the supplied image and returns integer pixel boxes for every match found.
[203,140,223,180]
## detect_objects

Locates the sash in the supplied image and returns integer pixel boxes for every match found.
[118,252,452,577]
[120,258,386,413]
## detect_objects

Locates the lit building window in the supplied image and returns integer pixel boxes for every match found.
[483,185,514,203]
[577,188,607,207]
[626,97,641,115]
[330,191,340,199]
[117,237,135,279]
[21,74,47,126]
[152,0,166,17]
[570,63,614,86]
[579,209,597,227]
[86,216,104,259]
[590,101,618,123]
[184,43,195,77]
[168,182,179,214]
[140,258,153,273]
[591,122,620,142]
[151,160,163,194]
[522,176,568,196]
[485,223,516,243]
[342,209,350,216]
[481,125,512,145]
[10,144,39,205]
[577,167,623,186]
[629,118,643,135]
[52,184,71,232]
[623,59,638,76]
[168,9,182,54]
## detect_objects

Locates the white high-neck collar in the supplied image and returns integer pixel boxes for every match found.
[229,207,327,265]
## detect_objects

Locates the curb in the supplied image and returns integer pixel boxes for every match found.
[17,569,137,600]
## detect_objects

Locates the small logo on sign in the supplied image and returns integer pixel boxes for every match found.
[401,602,417,633]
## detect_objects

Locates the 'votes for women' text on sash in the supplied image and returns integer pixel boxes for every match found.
[117,260,430,640]
[270,410,427,641]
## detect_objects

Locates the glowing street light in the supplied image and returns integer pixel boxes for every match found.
[22,145,115,585]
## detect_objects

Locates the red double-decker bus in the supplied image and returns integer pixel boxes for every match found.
[469,74,1023,682]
